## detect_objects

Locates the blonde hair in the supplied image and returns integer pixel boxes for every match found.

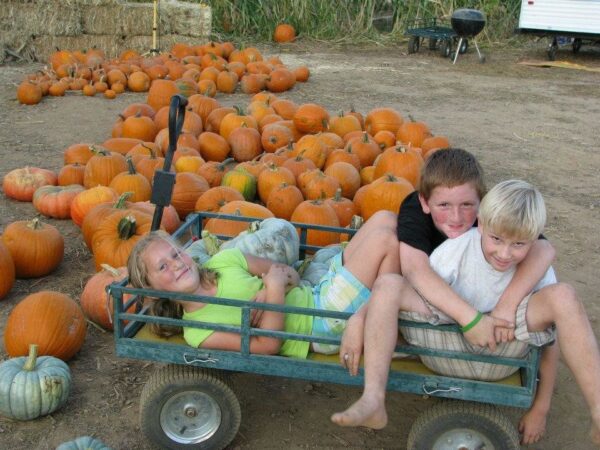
[127,230,218,338]
[419,148,486,200]
[478,179,546,241]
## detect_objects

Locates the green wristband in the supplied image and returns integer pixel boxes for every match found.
[460,312,483,333]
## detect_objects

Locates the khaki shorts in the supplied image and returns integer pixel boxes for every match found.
[399,294,555,381]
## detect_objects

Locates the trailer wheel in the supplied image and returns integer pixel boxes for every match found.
[547,38,558,61]
[573,38,582,53]
[439,39,452,58]
[140,364,241,450]
[408,36,420,54]
[407,401,520,450]
[428,38,438,50]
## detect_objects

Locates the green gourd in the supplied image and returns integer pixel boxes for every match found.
[56,436,113,450]
[0,344,71,420]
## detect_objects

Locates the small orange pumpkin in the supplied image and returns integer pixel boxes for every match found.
[33,184,85,219]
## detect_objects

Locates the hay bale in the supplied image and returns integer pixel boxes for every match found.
[163,0,211,38]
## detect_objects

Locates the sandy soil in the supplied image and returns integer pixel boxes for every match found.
[1,40,600,449]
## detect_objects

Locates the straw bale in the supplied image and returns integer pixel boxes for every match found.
[163,0,211,38]
[2,2,84,37]
[117,3,172,36]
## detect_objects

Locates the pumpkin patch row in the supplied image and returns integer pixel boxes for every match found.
[17,41,310,105]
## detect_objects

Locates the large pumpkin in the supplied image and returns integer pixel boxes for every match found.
[205,201,274,238]
[91,210,154,271]
[2,167,57,202]
[290,199,341,248]
[80,264,133,331]
[293,103,330,134]
[0,240,15,300]
[171,172,210,219]
[2,218,64,278]
[0,344,71,420]
[360,174,415,221]
[373,145,424,188]
[70,185,119,227]
[4,291,87,361]
[83,147,128,189]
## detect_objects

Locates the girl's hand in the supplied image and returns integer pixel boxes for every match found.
[262,264,291,288]
[251,289,267,327]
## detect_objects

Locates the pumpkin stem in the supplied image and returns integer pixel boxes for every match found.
[114,192,133,208]
[100,263,121,277]
[117,215,137,240]
[22,344,38,371]
[89,145,110,156]
[200,230,221,256]
[218,157,235,170]
[125,156,137,175]
[348,214,364,230]
[27,217,43,230]
[334,188,343,201]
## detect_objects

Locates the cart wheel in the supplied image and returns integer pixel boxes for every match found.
[408,36,420,54]
[459,39,469,54]
[407,401,520,450]
[547,38,558,61]
[573,38,582,53]
[428,38,438,50]
[439,39,452,58]
[140,364,241,450]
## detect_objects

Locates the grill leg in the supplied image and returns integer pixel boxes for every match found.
[452,37,463,64]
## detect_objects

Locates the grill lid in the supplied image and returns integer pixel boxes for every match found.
[451,8,486,37]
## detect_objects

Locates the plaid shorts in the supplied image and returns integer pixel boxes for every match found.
[311,252,371,354]
[399,294,556,381]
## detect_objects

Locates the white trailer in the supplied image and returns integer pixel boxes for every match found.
[517,0,600,60]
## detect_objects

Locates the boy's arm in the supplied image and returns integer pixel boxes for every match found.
[492,239,555,342]
[519,343,559,444]
[400,242,511,350]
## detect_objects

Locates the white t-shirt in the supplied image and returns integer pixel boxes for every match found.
[429,228,556,313]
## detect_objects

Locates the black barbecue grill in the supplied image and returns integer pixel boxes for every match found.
[450,8,486,63]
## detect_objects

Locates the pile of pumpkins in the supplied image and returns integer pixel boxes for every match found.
[16,40,310,105]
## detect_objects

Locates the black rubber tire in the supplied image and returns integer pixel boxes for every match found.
[547,38,558,61]
[573,38,582,53]
[439,39,452,58]
[407,401,520,450]
[140,365,241,450]
[459,39,469,54]
[408,36,420,54]
[428,38,438,50]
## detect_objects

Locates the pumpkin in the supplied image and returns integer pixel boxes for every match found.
[266,183,304,221]
[132,201,181,234]
[360,173,415,221]
[324,148,361,172]
[220,218,300,265]
[0,344,71,420]
[194,186,244,213]
[0,240,15,300]
[70,186,119,227]
[324,162,361,200]
[421,135,451,157]
[219,107,258,141]
[83,147,128,188]
[127,70,151,92]
[205,106,236,134]
[175,155,206,173]
[221,167,257,201]
[293,66,310,83]
[58,163,86,186]
[298,169,340,200]
[373,145,424,188]
[329,111,362,139]
[64,143,94,165]
[2,218,64,278]
[2,166,57,202]
[4,291,87,360]
[293,103,330,134]
[198,131,231,162]
[197,158,234,187]
[240,73,267,94]
[121,103,156,120]
[257,164,296,204]
[187,95,221,125]
[261,123,294,153]
[365,107,404,135]
[294,134,327,169]
[56,436,112,450]
[16,81,43,105]
[345,132,381,168]
[171,172,210,219]
[81,193,135,250]
[146,79,179,112]
[228,126,263,162]
[270,99,297,120]
[325,189,357,228]
[273,23,296,43]
[121,113,158,142]
[291,199,340,249]
[80,264,132,331]
[396,120,432,148]
[205,201,274,238]
[92,211,154,271]
[265,67,296,92]
[109,157,152,202]
[281,155,317,182]
[33,184,85,219]
[216,70,239,94]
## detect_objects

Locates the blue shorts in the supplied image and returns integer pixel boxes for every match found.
[311,252,371,354]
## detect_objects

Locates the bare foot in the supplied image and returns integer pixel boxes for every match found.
[518,407,547,445]
[331,396,387,429]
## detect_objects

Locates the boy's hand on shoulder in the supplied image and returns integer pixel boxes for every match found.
[463,315,514,351]
[491,303,517,343]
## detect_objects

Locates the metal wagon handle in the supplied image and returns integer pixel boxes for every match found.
[150,94,188,231]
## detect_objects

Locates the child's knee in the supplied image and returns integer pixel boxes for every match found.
[545,282,582,313]
[372,274,406,299]
[368,210,397,229]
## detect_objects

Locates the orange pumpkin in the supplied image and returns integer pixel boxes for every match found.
[293,103,330,134]
[396,121,432,148]
[219,107,258,141]
[365,107,404,136]
[80,265,133,331]
[121,113,159,142]
[329,111,362,139]
[421,135,451,157]
[194,186,244,213]
[70,185,119,227]
[344,132,381,168]
[325,188,358,228]
[261,123,294,153]
[109,157,152,202]
[132,201,181,234]
[102,137,145,156]
[2,218,64,278]
[298,169,340,200]
[197,158,234,187]
[171,172,210,219]
[228,126,262,162]
[33,184,85,219]
[16,81,43,105]
[2,167,57,202]
[257,164,296,204]
[58,163,86,186]
[290,199,340,248]
[146,79,179,112]
[273,23,296,43]
[198,131,231,162]
[373,145,424,188]
[324,162,361,200]
[0,240,15,300]
[4,291,87,360]
[360,174,415,221]
[205,201,274,238]
[266,183,304,221]
[83,148,128,188]
[64,143,94,165]
[91,210,154,271]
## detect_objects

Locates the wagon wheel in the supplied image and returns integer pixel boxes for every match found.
[408,36,420,54]
[573,38,582,53]
[439,39,452,58]
[428,38,438,50]
[547,37,558,61]
[140,364,241,450]
[407,401,520,450]
[458,39,469,54]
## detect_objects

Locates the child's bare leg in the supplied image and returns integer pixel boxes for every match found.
[519,343,559,444]
[331,274,430,428]
[342,211,400,288]
[527,283,600,444]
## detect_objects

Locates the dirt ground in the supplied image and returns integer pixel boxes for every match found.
[1,39,600,449]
